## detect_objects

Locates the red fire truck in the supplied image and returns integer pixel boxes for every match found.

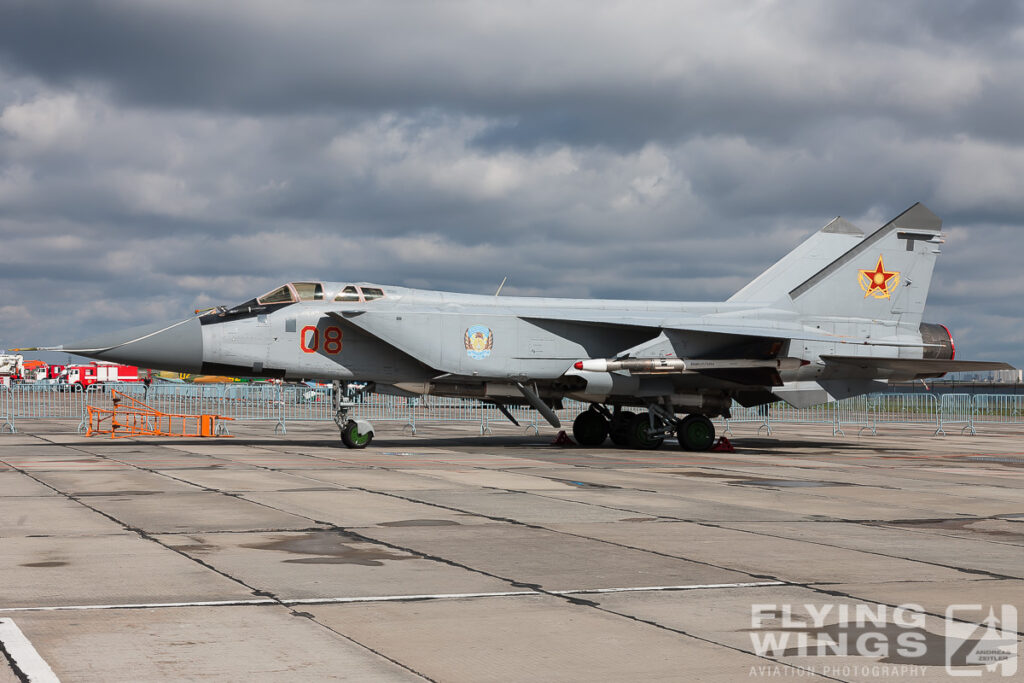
[0,354,23,387]
[59,362,140,390]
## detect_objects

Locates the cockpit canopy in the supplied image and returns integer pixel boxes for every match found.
[256,282,385,305]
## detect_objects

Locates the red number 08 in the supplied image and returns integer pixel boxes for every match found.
[324,326,343,354]
[300,325,343,354]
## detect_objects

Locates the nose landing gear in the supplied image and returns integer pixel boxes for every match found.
[333,382,375,449]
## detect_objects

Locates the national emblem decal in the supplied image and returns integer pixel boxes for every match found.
[464,325,494,360]
[858,255,900,299]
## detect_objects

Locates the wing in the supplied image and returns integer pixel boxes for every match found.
[520,314,929,349]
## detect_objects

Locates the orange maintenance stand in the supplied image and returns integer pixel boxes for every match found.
[86,390,233,439]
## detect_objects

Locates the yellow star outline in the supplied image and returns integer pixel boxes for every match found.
[858,255,899,299]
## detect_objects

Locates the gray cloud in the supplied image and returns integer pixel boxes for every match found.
[0,1,1021,371]
[2,1,1022,148]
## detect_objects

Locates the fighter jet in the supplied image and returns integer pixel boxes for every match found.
[50,203,1012,450]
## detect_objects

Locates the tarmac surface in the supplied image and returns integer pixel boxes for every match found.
[1,419,1022,682]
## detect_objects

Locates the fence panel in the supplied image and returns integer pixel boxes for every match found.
[1,386,12,433]
[4,384,1024,439]
[8,384,88,432]
[350,394,416,431]
[859,393,940,435]
[217,384,285,432]
[768,401,845,435]
[972,394,1024,427]
[839,395,873,434]
[938,393,975,435]
[279,384,334,423]
[717,402,771,436]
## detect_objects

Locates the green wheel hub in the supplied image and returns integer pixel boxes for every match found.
[341,420,373,449]
[628,413,664,450]
[677,415,715,451]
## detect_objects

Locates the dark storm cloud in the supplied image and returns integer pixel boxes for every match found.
[0,1,1022,370]
[2,0,1022,150]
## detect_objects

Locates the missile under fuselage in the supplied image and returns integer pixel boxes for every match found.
[572,357,807,374]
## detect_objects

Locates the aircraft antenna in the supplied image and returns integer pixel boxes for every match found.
[494,277,508,297]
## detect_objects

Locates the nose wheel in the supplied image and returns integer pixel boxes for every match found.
[333,397,375,449]
[340,419,374,449]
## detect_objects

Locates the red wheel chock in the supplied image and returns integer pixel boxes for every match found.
[710,436,735,453]
[551,430,576,447]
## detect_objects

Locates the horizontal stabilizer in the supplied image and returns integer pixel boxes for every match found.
[822,355,1014,379]
[773,381,831,409]
[772,378,891,408]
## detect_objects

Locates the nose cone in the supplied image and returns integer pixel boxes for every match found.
[64,317,204,373]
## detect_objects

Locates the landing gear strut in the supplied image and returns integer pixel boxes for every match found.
[627,412,664,450]
[333,381,375,449]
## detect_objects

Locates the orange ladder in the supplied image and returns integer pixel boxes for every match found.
[87,390,233,438]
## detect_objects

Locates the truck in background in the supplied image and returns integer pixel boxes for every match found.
[59,362,140,390]
[0,354,24,387]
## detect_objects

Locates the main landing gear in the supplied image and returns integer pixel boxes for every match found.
[571,404,718,451]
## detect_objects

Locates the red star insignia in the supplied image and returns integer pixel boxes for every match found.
[858,256,898,299]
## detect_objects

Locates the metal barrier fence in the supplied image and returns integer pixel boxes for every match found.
[716,404,771,436]
[1,386,12,433]
[4,383,89,433]
[974,394,1024,427]
[857,393,940,436]
[351,395,419,433]
[938,393,975,436]
[1,383,1022,437]
[768,401,848,436]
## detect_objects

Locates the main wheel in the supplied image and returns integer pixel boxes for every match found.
[341,420,373,449]
[627,412,664,450]
[572,409,608,446]
[609,410,635,447]
[677,414,715,451]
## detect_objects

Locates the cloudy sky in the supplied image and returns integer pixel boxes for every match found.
[1,0,1021,369]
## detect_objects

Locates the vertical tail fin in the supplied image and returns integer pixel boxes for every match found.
[729,217,865,303]
[786,203,943,328]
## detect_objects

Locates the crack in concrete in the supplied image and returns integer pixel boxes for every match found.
[7,427,1023,678]
[4,436,434,682]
